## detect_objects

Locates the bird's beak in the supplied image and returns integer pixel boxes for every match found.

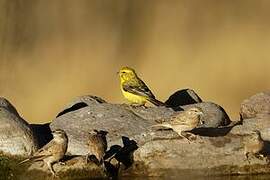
[199,119,205,125]
[116,71,119,74]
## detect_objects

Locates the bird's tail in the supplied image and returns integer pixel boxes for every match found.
[18,155,45,165]
[18,158,30,165]
[148,98,166,106]
[151,123,172,130]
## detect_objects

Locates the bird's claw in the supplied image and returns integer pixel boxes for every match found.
[181,132,197,142]
[254,153,264,160]
[59,162,66,166]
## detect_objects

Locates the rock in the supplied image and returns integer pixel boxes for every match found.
[1,94,270,178]
[49,95,270,177]
[240,92,270,119]
[181,102,231,127]
[50,102,156,155]
[165,89,203,107]
[51,96,230,156]
[125,115,270,177]
[230,114,270,141]
[0,98,38,156]
[164,89,230,127]
[0,97,20,116]
[56,95,106,118]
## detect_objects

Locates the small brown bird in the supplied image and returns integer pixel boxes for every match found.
[152,107,204,141]
[19,129,68,175]
[87,130,108,166]
[243,130,264,163]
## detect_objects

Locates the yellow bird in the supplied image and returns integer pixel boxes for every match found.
[118,67,165,106]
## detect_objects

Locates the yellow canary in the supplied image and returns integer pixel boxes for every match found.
[118,67,165,106]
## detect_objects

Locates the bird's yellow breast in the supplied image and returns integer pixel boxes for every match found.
[121,88,147,105]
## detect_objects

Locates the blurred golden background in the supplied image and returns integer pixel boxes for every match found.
[0,0,269,123]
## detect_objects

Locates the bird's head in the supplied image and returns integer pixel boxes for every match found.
[118,67,137,82]
[52,129,67,140]
[89,129,108,137]
[250,130,263,140]
[186,107,204,125]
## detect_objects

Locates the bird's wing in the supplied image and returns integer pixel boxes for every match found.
[18,140,58,164]
[169,114,189,125]
[151,123,172,129]
[122,78,156,99]
[32,140,58,158]
[154,111,189,126]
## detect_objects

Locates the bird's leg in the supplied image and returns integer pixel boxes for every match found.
[85,154,89,164]
[254,153,264,160]
[245,152,251,164]
[100,158,106,173]
[47,161,56,176]
[140,103,147,109]
[59,161,66,166]
[41,162,46,168]
[181,131,199,143]
[178,132,191,143]
[130,103,145,108]
[108,154,115,163]
[186,132,198,141]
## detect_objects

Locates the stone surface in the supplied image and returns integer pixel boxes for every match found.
[240,92,270,119]
[126,115,270,177]
[50,96,230,155]
[0,98,38,156]
[2,93,270,178]
[0,97,20,116]
[56,95,107,118]
[50,102,157,155]
[230,114,270,141]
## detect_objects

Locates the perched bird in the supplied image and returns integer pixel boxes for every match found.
[243,130,264,163]
[152,107,204,141]
[19,129,68,175]
[118,67,165,106]
[87,130,108,166]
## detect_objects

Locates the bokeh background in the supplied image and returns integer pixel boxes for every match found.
[0,0,269,123]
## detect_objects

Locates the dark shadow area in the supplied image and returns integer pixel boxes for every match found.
[104,136,138,178]
[62,155,81,162]
[165,89,203,108]
[56,102,88,118]
[104,145,122,160]
[104,161,118,178]
[115,136,138,168]
[168,106,184,111]
[30,123,52,148]
[88,155,101,165]
[219,106,232,126]
[190,120,242,137]
[261,141,270,158]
